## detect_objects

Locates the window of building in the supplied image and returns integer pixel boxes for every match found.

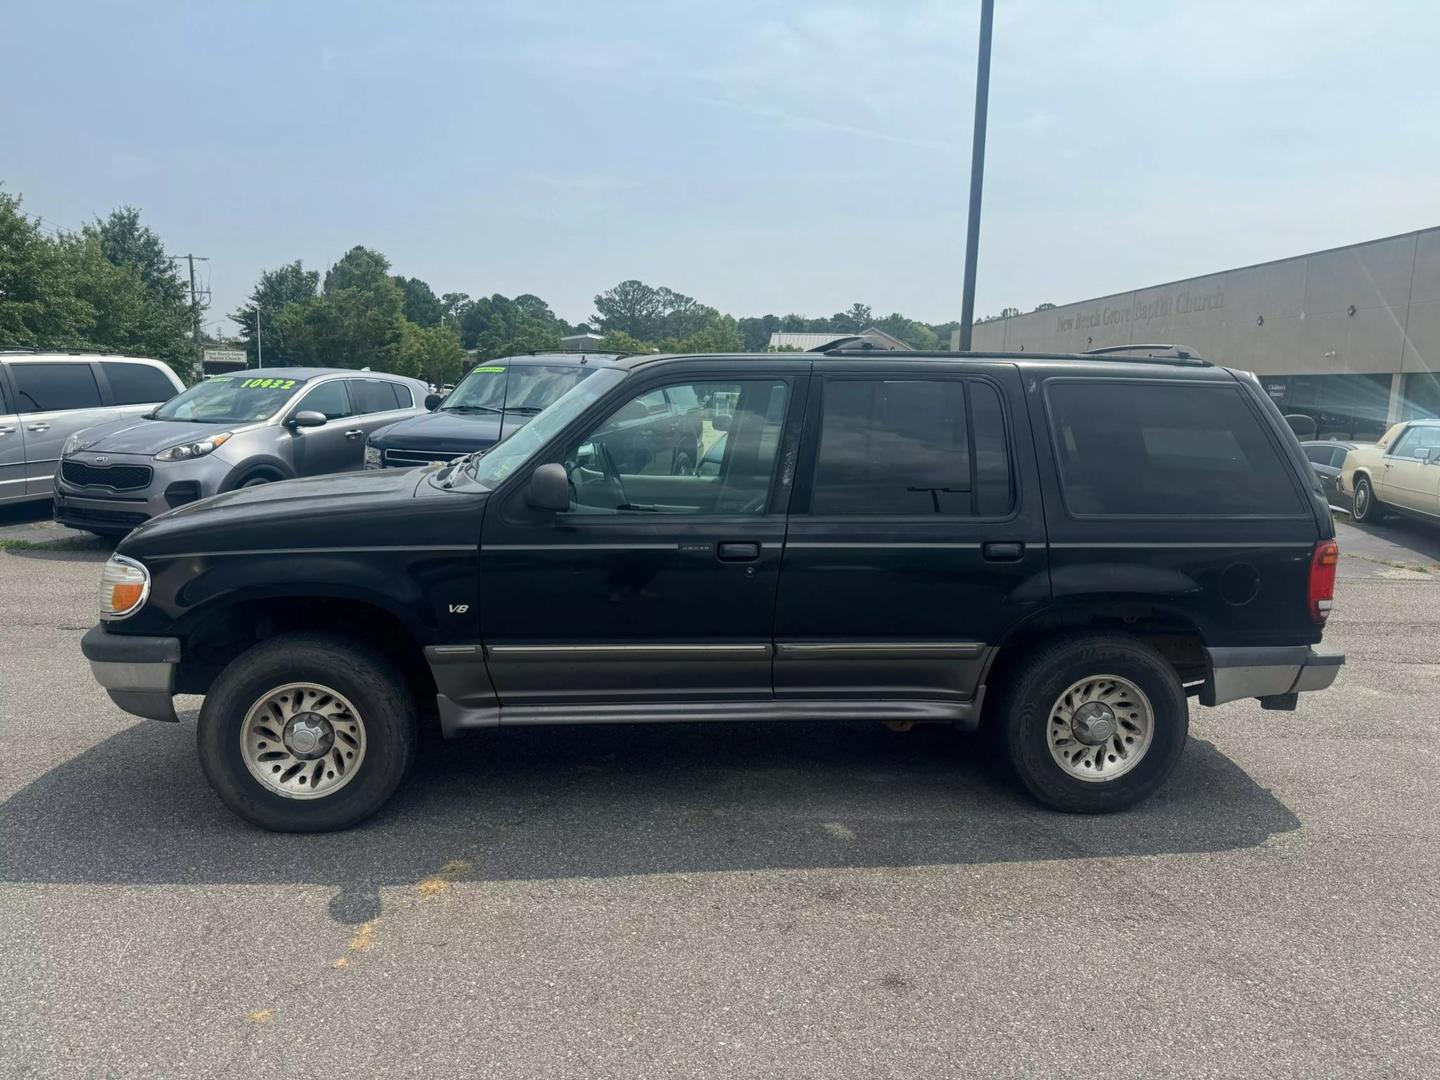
[103,361,178,406]
[810,378,1012,516]
[1047,380,1304,517]
[10,363,103,413]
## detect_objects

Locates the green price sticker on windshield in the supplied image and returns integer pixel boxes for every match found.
[239,377,297,390]
[471,366,506,373]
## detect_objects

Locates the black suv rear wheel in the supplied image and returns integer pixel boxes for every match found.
[196,633,417,832]
[998,633,1188,813]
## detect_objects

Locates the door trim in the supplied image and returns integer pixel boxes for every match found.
[775,641,985,660]
[486,643,771,662]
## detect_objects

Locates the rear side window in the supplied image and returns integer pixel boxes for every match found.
[10,363,103,413]
[349,378,403,413]
[810,377,1013,516]
[104,361,178,405]
[1046,380,1304,517]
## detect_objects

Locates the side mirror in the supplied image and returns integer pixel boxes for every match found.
[425,393,443,411]
[711,412,731,432]
[287,410,327,429]
[526,462,570,513]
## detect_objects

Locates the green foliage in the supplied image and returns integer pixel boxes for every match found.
[230,260,320,366]
[448,293,563,358]
[0,191,195,374]
[396,322,466,386]
[395,275,443,327]
[663,313,744,354]
[597,330,653,354]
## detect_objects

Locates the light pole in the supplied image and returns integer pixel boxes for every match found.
[957,0,995,351]
[255,304,264,369]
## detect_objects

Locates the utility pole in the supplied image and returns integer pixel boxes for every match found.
[177,253,210,377]
[255,304,264,369]
[957,0,995,351]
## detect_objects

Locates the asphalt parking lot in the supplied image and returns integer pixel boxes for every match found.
[1,502,1438,1079]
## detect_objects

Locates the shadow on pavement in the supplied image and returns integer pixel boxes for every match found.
[0,715,1298,921]
[1338,515,1440,564]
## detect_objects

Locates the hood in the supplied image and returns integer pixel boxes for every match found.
[67,416,255,456]
[371,409,534,453]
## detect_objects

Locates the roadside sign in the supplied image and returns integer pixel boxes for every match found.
[202,348,248,373]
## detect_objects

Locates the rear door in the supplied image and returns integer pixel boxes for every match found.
[0,367,28,504]
[97,360,182,418]
[9,361,118,497]
[773,361,1048,707]
[347,378,418,443]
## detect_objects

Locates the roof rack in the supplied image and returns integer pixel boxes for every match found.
[820,345,1212,367]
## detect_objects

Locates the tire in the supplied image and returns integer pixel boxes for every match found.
[196,633,418,832]
[240,475,274,488]
[671,449,695,476]
[1351,475,1381,522]
[997,633,1188,813]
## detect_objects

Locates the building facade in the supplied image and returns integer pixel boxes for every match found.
[961,227,1440,440]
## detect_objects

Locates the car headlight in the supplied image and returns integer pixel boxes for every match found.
[363,442,382,469]
[62,432,84,457]
[99,554,150,620]
[155,432,232,462]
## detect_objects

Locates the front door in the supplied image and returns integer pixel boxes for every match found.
[1379,425,1440,512]
[773,362,1049,707]
[479,366,806,707]
[288,380,362,476]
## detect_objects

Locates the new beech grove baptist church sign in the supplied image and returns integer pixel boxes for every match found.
[1053,287,1226,334]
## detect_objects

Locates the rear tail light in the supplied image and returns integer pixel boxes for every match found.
[1308,539,1339,624]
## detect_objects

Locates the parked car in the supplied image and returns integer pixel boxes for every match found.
[81,347,1343,831]
[366,353,621,469]
[0,351,184,508]
[1302,440,1364,511]
[1339,418,1440,524]
[54,368,428,535]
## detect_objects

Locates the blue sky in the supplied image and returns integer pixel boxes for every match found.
[4,1,1438,333]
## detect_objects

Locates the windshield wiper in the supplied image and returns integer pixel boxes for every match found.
[443,404,502,415]
[504,405,545,414]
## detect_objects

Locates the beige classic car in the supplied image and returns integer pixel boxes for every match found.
[1341,417,1440,524]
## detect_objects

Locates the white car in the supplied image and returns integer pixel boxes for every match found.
[1341,418,1440,524]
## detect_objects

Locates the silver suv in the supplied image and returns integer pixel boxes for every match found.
[1,351,185,507]
[53,367,428,535]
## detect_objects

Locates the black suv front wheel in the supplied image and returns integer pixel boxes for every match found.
[998,634,1188,813]
[197,633,418,832]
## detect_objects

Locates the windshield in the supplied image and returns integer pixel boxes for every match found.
[154,375,304,423]
[444,363,594,414]
[467,368,626,489]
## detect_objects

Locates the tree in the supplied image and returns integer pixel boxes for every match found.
[0,190,88,347]
[593,279,665,340]
[323,246,392,294]
[395,275,443,327]
[738,314,781,352]
[271,248,407,370]
[597,330,653,354]
[831,302,873,333]
[663,313,744,353]
[395,321,466,387]
[89,207,190,314]
[230,260,320,366]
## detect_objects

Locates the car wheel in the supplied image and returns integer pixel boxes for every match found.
[1351,476,1380,522]
[196,633,418,832]
[671,449,695,476]
[240,475,274,488]
[998,633,1188,813]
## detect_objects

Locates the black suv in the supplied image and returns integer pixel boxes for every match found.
[82,348,1344,832]
[365,353,620,469]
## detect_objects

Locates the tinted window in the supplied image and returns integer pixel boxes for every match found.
[812,378,986,515]
[297,380,352,420]
[0,373,10,413]
[1047,381,1304,517]
[103,361,177,405]
[1331,447,1349,468]
[10,363,103,413]
[568,379,788,515]
[1304,444,1334,466]
[350,378,403,414]
[392,383,413,408]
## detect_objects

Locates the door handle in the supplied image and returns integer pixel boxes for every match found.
[982,541,1024,561]
[26,423,50,433]
[717,541,760,562]
[344,429,364,439]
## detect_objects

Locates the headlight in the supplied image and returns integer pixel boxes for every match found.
[155,432,232,462]
[62,432,84,457]
[99,555,150,620]
[363,442,382,469]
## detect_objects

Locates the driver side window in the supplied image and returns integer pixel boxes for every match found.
[566,379,789,516]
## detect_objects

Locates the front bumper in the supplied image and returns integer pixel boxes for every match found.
[54,451,229,532]
[81,624,181,723]
[1200,645,1344,708]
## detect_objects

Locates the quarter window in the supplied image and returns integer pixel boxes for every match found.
[10,363,103,412]
[565,379,789,516]
[1047,380,1304,516]
[103,361,178,406]
[810,377,1012,516]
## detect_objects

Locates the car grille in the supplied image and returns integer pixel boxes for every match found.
[384,448,463,468]
[61,461,153,491]
[55,506,150,529]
